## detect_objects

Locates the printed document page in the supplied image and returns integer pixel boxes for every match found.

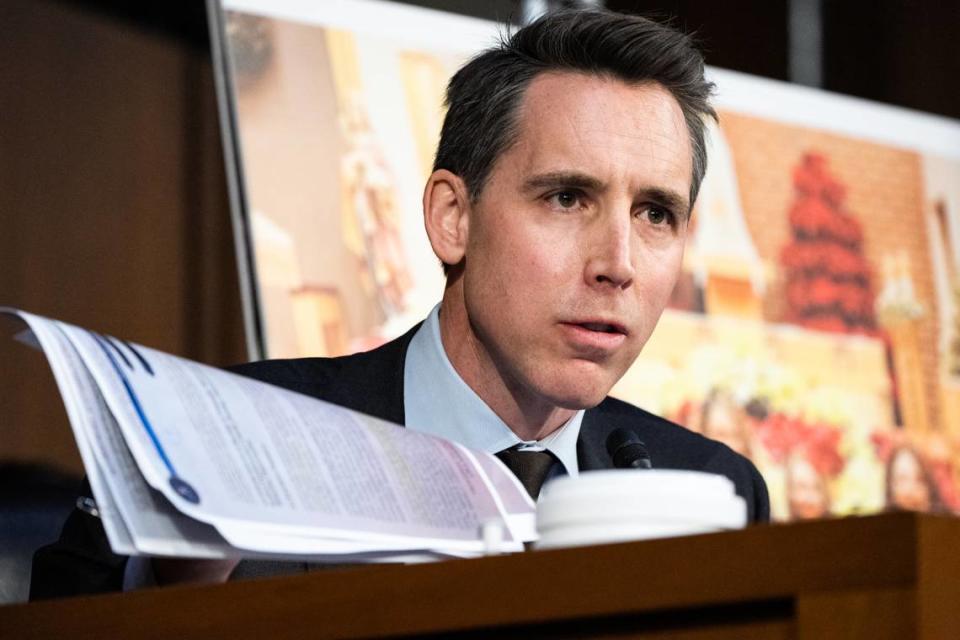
[3,309,535,558]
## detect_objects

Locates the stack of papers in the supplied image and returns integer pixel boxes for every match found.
[3,309,536,562]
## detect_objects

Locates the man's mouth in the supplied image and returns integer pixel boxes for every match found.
[577,322,626,335]
[560,320,629,353]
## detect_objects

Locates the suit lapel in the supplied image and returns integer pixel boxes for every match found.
[576,403,618,471]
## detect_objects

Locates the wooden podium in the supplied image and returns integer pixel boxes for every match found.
[3,512,959,639]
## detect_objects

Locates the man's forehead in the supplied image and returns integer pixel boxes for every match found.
[503,71,693,203]
[516,71,687,140]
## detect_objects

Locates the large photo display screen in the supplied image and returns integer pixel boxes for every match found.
[211,0,960,521]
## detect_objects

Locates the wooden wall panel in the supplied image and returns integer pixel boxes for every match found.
[0,0,245,474]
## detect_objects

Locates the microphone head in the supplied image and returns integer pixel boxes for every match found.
[606,427,653,469]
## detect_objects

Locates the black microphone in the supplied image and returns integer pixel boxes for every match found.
[606,428,652,469]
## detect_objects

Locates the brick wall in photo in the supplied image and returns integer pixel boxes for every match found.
[718,110,941,430]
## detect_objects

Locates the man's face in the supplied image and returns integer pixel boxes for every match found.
[448,72,692,417]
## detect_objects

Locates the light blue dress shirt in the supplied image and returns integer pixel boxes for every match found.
[404,304,583,478]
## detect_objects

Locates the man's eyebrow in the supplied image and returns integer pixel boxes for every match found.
[521,172,605,193]
[645,188,691,220]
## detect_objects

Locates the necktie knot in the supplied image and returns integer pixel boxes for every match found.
[495,447,557,499]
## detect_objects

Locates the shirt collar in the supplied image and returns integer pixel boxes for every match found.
[403,304,582,476]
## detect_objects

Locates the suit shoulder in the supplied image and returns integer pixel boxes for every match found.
[223,324,417,424]
[226,356,344,395]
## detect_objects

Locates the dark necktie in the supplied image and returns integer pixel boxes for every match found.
[495,447,557,499]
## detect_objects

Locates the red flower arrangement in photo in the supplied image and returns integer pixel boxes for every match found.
[780,153,877,334]
[755,412,845,478]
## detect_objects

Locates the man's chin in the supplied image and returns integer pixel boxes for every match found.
[541,378,615,411]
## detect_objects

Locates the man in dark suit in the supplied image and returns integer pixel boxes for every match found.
[32,8,768,598]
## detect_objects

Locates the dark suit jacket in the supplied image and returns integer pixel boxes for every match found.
[30,324,769,599]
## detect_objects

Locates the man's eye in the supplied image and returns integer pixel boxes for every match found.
[547,191,581,210]
[643,206,673,226]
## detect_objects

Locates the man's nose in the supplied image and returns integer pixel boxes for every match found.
[584,212,635,290]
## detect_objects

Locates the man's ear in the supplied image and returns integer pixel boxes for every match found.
[423,169,471,267]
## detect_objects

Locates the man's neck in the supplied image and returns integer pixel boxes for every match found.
[437,296,575,442]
